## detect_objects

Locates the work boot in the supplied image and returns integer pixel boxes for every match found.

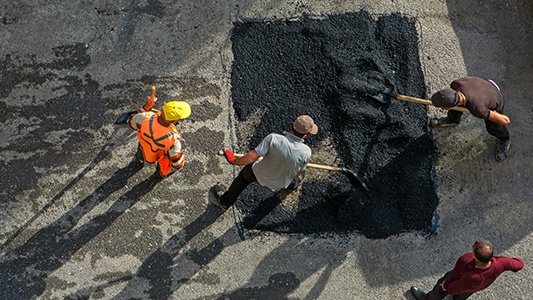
[133,147,145,167]
[212,185,229,211]
[496,139,510,162]
[153,170,176,180]
[410,286,427,300]
[152,170,165,180]
[153,163,176,180]
[430,117,458,128]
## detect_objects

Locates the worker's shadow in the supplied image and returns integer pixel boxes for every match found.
[109,189,282,300]
[2,127,133,249]
[0,160,158,299]
[110,189,231,299]
[214,272,300,300]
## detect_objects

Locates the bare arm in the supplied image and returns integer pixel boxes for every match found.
[488,110,510,125]
[233,149,261,166]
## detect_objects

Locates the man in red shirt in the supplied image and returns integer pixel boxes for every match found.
[411,239,524,300]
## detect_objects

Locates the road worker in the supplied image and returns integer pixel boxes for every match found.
[213,115,318,210]
[430,76,511,161]
[128,92,191,178]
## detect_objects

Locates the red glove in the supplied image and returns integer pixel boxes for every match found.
[224,149,236,164]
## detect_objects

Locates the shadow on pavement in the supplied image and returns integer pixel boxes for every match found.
[112,188,303,300]
[237,134,438,239]
[1,128,133,250]
[220,231,346,300]
[0,160,157,299]
[215,272,300,300]
[111,190,229,300]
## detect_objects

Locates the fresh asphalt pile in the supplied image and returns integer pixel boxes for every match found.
[229,11,438,238]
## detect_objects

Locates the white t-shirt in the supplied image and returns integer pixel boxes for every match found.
[252,132,312,190]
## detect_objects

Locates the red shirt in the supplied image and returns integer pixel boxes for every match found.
[443,252,524,295]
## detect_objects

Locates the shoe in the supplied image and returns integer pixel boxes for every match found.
[133,155,144,168]
[496,140,510,162]
[410,286,427,300]
[152,169,176,180]
[430,117,458,128]
[212,185,229,211]
[134,148,145,166]
[152,171,165,180]
[153,162,177,179]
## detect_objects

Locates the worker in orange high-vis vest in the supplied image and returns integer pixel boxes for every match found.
[128,93,191,179]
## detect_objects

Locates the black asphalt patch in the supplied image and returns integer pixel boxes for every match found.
[229,11,439,239]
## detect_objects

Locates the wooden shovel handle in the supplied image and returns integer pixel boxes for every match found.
[218,150,343,171]
[151,86,156,100]
[306,163,342,171]
[393,93,470,113]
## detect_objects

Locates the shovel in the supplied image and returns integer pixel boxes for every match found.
[372,83,469,113]
[218,150,369,191]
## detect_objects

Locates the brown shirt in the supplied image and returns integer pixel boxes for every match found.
[451,76,505,119]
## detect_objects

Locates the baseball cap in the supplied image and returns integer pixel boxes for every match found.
[162,101,191,121]
[293,115,318,135]
[431,88,459,107]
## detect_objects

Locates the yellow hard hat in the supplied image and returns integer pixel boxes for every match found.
[162,101,191,121]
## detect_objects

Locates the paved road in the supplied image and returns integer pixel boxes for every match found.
[1,1,531,299]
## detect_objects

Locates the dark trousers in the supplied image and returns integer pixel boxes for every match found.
[221,164,257,207]
[426,271,471,300]
[447,110,509,141]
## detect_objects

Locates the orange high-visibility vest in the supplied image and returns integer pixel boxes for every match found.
[137,112,181,164]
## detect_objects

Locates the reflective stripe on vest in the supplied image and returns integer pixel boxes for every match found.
[143,114,177,149]
[138,113,179,162]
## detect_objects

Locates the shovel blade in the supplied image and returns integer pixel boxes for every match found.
[370,83,395,104]
[115,111,134,124]
[371,93,389,104]
[342,168,369,191]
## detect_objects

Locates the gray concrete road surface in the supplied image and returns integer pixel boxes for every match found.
[1,0,531,299]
